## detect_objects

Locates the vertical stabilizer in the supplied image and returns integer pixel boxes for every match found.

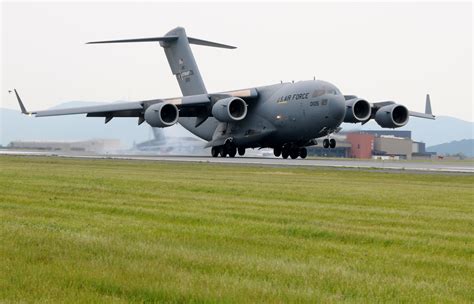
[160,27,207,96]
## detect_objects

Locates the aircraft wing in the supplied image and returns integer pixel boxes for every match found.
[371,94,435,120]
[12,87,259,124]
[12,89,211,124]
[30,101,144,117]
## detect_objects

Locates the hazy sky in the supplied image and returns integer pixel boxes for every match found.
[2,1,472,121]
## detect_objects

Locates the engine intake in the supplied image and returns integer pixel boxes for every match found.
[212,97,247,122]
[344,98,372,123]
[144,103,179,128]
[375,104,409,128]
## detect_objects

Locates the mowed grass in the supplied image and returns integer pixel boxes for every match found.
[0,156,473,303]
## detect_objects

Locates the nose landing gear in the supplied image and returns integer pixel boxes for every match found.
[323,138,336,149]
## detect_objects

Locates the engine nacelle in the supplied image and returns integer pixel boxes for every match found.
[344,98,372,123]
[212,97,247,122]
[375,104,409,128]
[144,103,179,128]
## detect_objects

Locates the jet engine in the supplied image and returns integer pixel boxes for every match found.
[144,103,179,127]
[375,104,409,128]
[212,97,247,122]
[343,98,372,123]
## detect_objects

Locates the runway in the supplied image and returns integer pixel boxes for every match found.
[104,155,474,173]
[2,150,473,173]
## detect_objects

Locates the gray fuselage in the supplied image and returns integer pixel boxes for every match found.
[179,80,346,148]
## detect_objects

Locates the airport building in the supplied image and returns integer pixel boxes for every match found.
[373,135,413,160]
[308,130,432,160]
[8,139,121,154]
[346,133,374,159]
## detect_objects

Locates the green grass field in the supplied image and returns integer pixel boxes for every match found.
[0,156,473,303]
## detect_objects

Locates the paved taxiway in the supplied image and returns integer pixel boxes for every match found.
[2,150,472,173]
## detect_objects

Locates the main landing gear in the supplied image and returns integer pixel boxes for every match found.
[211,142,245,158]
[323,138,336,149]
[274,146,307,159]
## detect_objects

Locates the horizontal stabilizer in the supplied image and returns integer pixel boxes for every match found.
[87,36,179,44]
[87,36,236,49]
[188,37,236,49]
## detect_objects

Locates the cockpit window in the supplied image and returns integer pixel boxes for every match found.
[312,86,341,98]
[312,89,326,98]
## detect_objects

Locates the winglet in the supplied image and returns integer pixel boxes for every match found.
[12,89,31,115]
[425,94,432,115]
[409,94,435,120]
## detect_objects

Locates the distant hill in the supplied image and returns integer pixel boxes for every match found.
[427,139,474,157]
[343,116,473,146]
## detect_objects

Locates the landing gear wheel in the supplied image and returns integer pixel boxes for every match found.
[329,138,336,149]
[290,149,299,159]
[211,147,219,157]
[219,147,227,157]
[323,139,330,149]
[299,148,307,159]
[238,147,245,156]
[282,150,289,159]
[273,147,282,157]
[228,146,237,158]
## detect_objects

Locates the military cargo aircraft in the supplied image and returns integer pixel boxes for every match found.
[13,27,434,159]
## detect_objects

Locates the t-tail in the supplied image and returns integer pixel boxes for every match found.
[87,27,236,96]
